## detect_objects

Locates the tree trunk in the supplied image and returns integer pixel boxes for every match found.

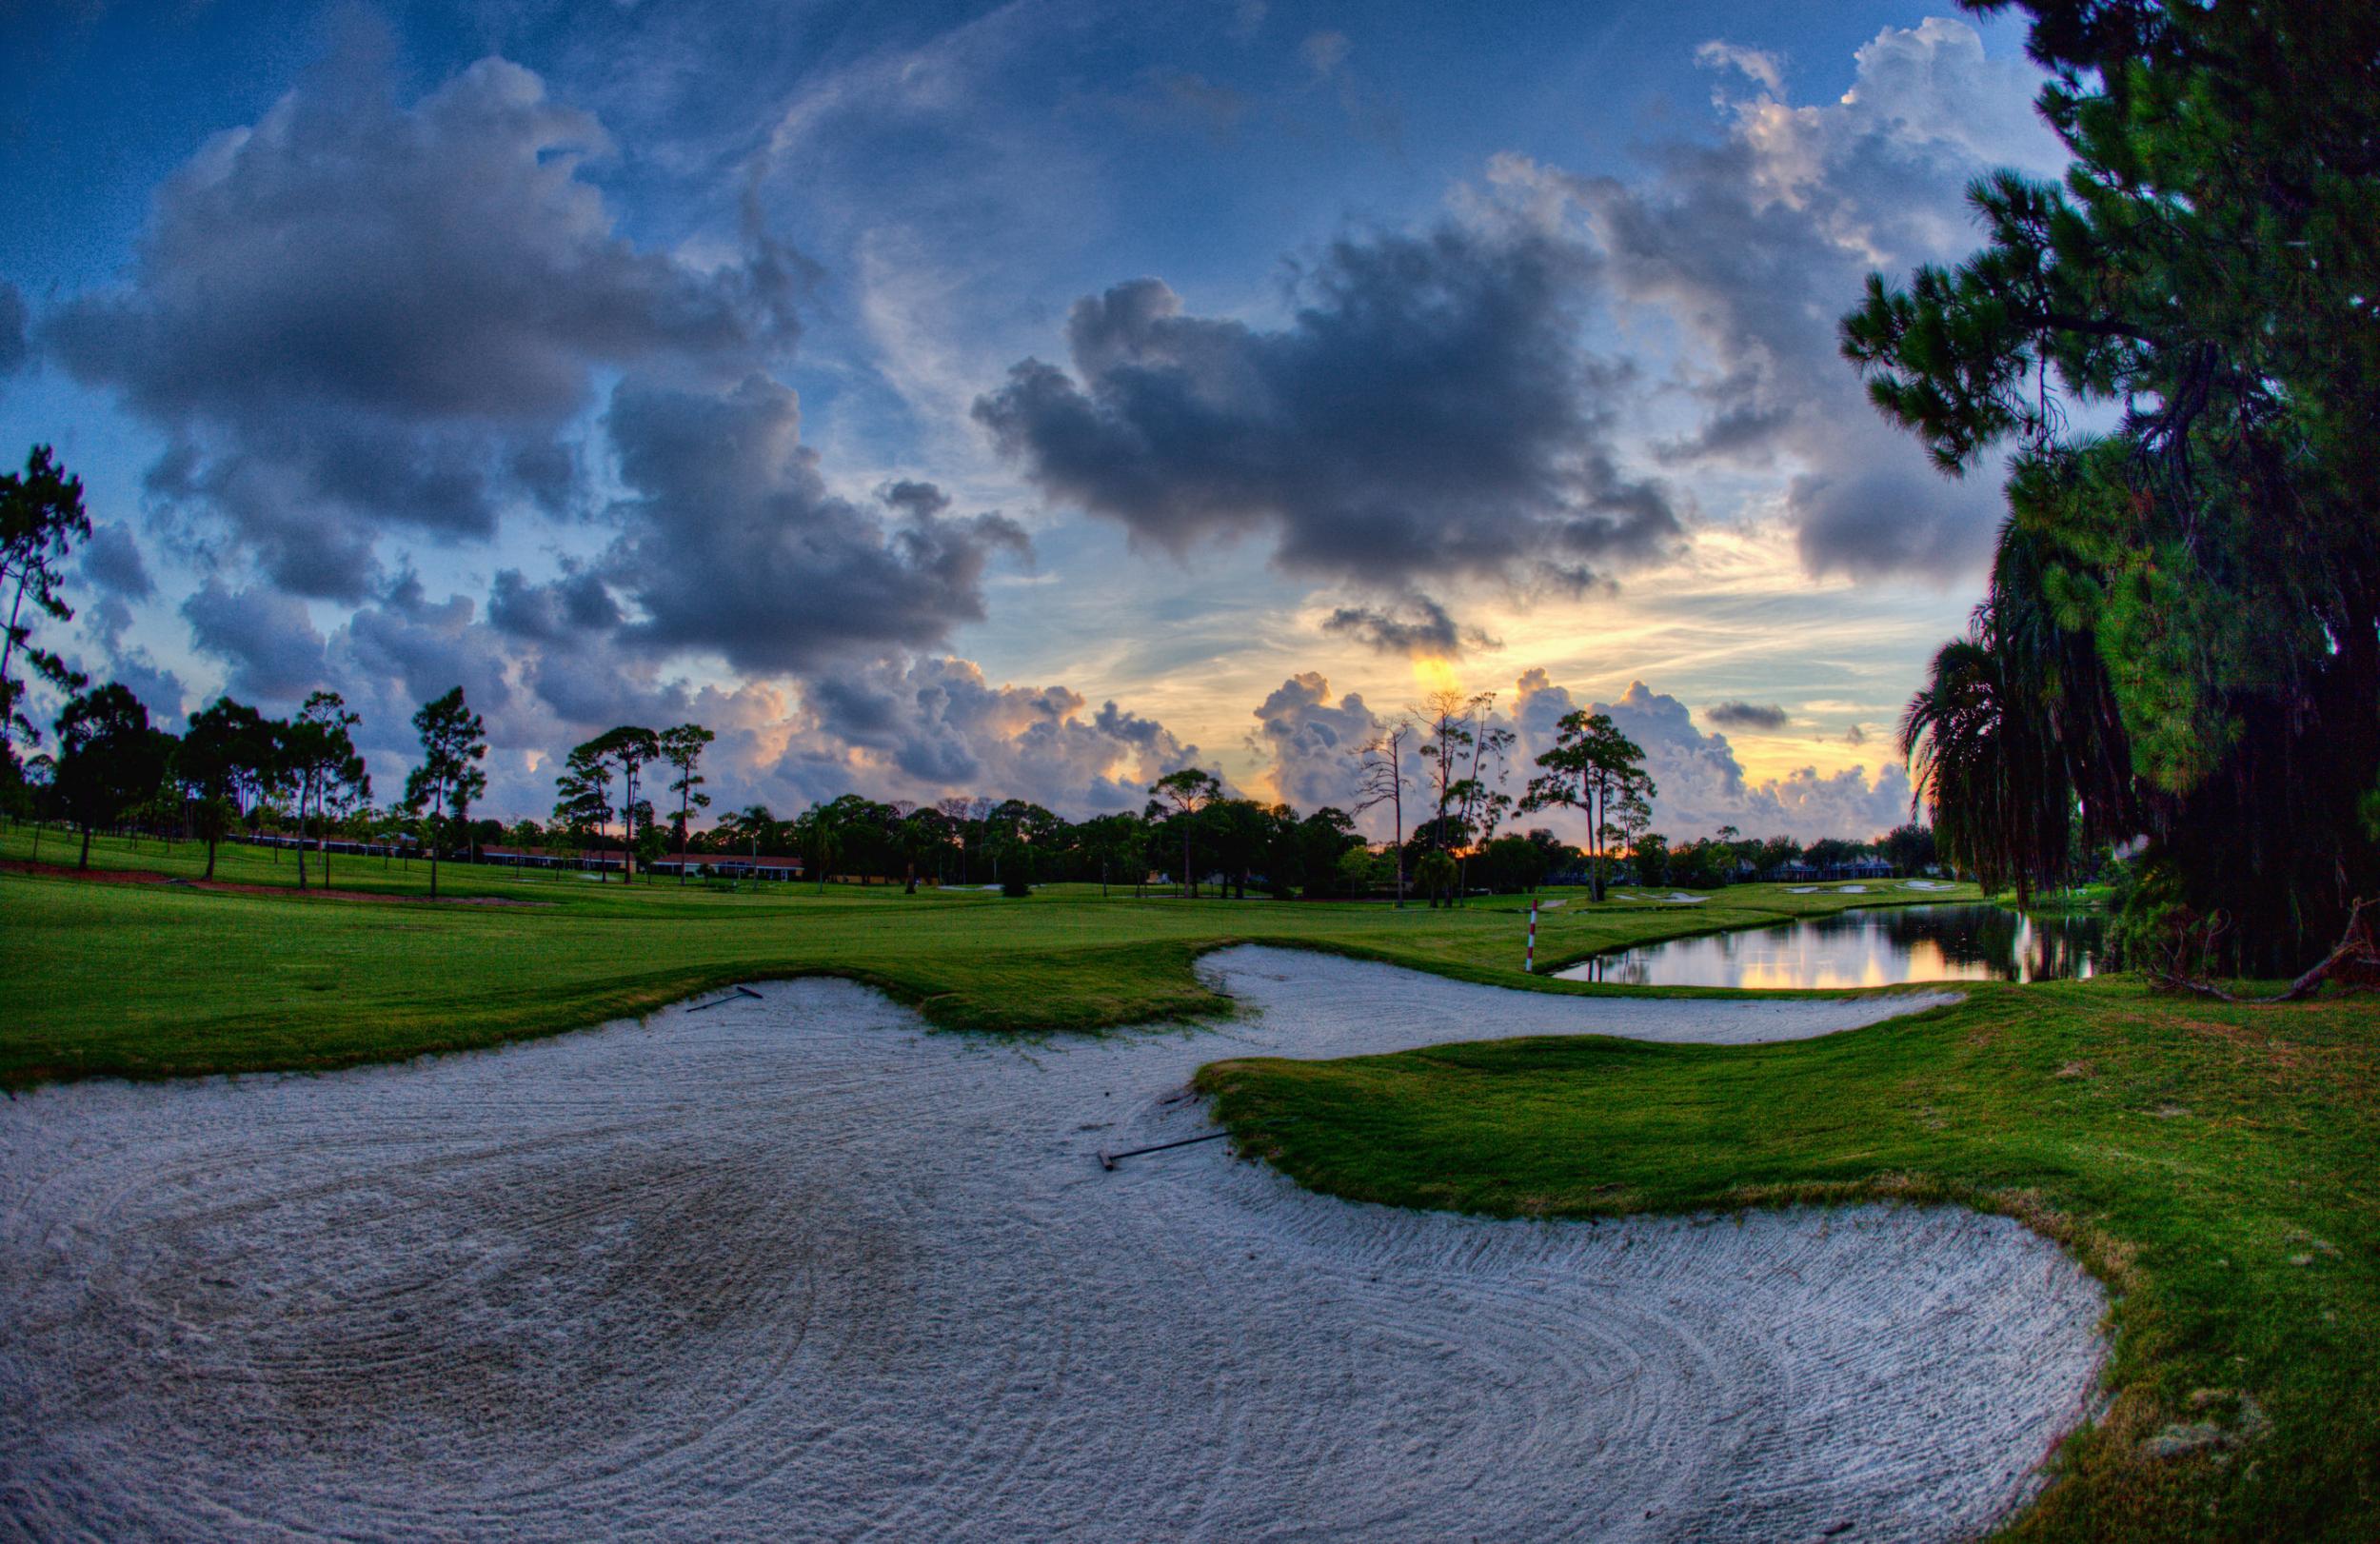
[205,836,218,881]
[78,822,91,870]
[621,768,637,884]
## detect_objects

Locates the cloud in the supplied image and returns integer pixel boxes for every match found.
[254,554,1207,821]
[1785,464,1995,580]
[974,221,1680,604]
[1844,723,1869,746]
[68,592,185,727]
[1703,700,1789,731]
[486,565,621,643]
[76,523,153,600]
[1320,594,1500,659]
[1505,673,1909,842]
[760,655,1206,815]
[1301,30,1351,77]
[1250,671,1385,816]
[1692,41,1784,99]
[1502,16,2063,583]
[182,582,328,703]
[47,49,803,599]
[597,375,1029,676]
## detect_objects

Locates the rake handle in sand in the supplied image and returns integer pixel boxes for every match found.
[1098,1131,1230,1171]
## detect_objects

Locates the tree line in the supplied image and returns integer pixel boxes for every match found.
[8,679,491,899]
[7,671,1931,904]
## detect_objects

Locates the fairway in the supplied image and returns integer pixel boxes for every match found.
[1,828,1971,1085]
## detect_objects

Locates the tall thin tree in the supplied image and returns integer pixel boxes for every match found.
[0,446,91,768]
[1354,722,1416,908]
[406,688,487,902]
[658,723,716,885]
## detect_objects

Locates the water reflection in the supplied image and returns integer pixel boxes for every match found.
[1557,903,2106,989]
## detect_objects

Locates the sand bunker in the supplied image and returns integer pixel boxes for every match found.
[0,946,2103,1541]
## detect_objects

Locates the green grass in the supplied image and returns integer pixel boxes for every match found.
[7,822,2373,1538]
[1,826,1966,1082]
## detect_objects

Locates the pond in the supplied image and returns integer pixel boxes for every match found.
[1557,902,2107,989]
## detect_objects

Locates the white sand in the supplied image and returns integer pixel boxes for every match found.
[0,946,2102,1542]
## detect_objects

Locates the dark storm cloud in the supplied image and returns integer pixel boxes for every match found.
[487,565,622,643]
[181,582,328,703]
[1704,700,1790,732]
[341,575,519,724]
[1319,594,1499,659]
[46,52,803,600]
[77,523,154,600]
[1785,465,1997,582]
[601,375,1027,675]
[973,223,1680,595]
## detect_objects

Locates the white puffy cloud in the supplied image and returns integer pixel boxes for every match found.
[1250,672,1386,817]
[755,657,1206,814]
[1504,673,1910,843]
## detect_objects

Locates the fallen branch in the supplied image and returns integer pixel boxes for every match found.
[2152,898,2379,1004]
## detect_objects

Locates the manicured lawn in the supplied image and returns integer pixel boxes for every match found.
[7,822,2372,1539]
[1,825,1962,1083]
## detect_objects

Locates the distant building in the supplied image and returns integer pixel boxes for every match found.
[646,854,805,881]
[482,843,626,873]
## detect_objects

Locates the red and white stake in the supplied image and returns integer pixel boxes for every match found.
[1525,901,1537,973]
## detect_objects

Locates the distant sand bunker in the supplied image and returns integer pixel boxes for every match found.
[0,947,2103,1541]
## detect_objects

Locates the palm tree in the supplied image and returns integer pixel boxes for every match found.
[1900,519,2131,903]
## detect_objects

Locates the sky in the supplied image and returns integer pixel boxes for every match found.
[0,0,2068,845]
